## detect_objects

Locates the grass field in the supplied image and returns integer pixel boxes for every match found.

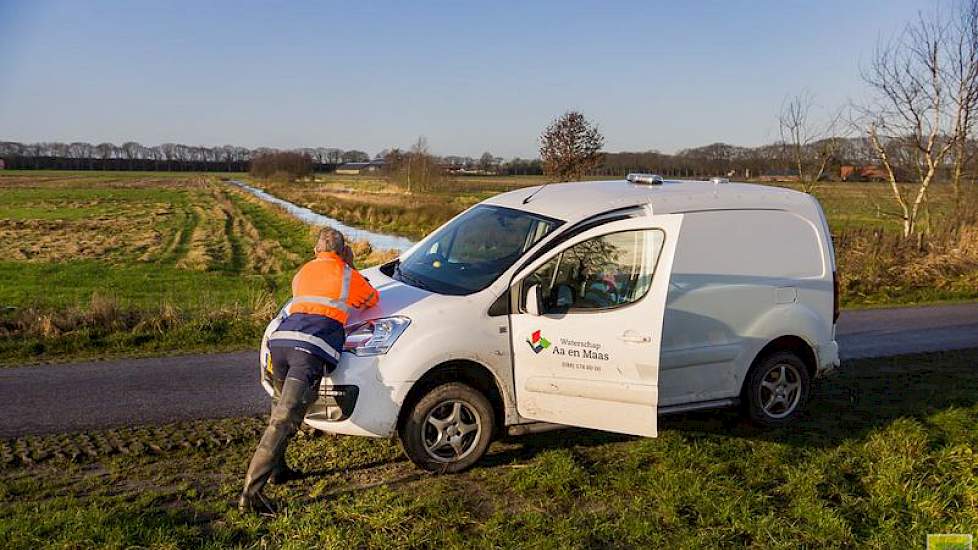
[0,171,393,365]
[2,169,977,365]
[1,349,976,548]
[257,173,964,238]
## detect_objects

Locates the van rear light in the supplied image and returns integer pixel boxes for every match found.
[832,271,840,323]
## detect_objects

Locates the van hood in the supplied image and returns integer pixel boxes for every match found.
[345,265,438,326]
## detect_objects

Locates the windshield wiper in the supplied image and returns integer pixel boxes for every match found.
[401,272,431,291]
[394,261,430,290]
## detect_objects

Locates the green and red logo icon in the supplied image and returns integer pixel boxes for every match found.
[527,330,551,353]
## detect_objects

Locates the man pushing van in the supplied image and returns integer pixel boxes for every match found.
[239,227,378,514]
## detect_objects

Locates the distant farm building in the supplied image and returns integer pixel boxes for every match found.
[841,165,891,182]
[336,160,384,175]
[756,169,801,183]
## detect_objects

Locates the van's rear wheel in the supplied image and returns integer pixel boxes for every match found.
[744,351,810,427]
[399,382,495,473]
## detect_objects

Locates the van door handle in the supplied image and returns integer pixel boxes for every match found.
[619,331,651,343]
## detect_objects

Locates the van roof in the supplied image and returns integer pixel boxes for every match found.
[483,179,817,223]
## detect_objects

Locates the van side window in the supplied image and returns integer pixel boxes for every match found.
[671,211,823,278]
[524,229,665,313]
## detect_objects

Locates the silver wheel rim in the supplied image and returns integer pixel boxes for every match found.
[421,399,482,463]
[758,363,803,419]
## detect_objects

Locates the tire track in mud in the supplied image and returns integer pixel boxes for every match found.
[0,417,267,469]
[221,198,248,274]
[161,204,199,265]
[0,417,432,512]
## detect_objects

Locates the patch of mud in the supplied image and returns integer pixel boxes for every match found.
[0,417,266,468]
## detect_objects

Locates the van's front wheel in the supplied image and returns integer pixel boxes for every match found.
[399,383,495,473]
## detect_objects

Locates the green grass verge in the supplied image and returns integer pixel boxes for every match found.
[0,260,284,310]
[1,349,976,548]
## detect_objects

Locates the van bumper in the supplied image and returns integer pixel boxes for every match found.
[261,353,406,438]
[816,339,840,376]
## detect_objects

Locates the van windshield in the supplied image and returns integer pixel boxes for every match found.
[393,205,561,295]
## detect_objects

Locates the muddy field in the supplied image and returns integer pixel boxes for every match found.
[0,174,302,272]
[0,172,394,365]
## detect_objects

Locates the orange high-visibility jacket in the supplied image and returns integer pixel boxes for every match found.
[289,251,379,325]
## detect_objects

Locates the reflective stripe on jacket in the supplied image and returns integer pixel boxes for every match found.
[289,251,378,325]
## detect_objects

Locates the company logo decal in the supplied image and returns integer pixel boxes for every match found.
[526,330,551,353]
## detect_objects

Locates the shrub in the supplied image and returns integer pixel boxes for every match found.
[836,196,978,305]
[249,152,312,181]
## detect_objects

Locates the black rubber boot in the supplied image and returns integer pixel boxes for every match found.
[269,465,304,485]
[239,377,315,515]
[237,491,277,516]
[266,377,304,485]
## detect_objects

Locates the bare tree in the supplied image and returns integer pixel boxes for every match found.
[96,142,117,161]
[121,141,144,169]
[299,148,318,164]
[948,0,978,202]
[382,147,405,177]
[312,147,331,165]
[478,152,497,173]
[778,91,848,193]
[215,145,234,171]
[146,145,162,169]
[341,150,369,163]
[325,148,343,164]
[0,141,24,158]
[539,111,605,182]
[68,141,94,160]
[381,138,444,192]
[250,151,312,180]
[159,143,180,170]
[861,9,968,237]
[405,137,443,192]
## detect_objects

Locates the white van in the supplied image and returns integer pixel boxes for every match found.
[260,175,840,472]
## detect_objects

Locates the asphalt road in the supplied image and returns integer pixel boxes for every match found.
[835,302,978,359]
[2,302,977,438]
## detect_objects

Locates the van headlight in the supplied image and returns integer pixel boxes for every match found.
[343,317,411,356]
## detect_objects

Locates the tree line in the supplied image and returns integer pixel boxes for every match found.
[0,135,886,179]
[0,141,371,172]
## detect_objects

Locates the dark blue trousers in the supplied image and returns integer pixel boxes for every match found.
[269,346,337,388]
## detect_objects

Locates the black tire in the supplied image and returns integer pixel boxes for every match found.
[743,350,811,427]
[399,382,495,473]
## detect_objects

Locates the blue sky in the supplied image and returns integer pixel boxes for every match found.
[0,0,935,157]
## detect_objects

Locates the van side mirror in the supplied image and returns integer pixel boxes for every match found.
[524,284,542,316]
